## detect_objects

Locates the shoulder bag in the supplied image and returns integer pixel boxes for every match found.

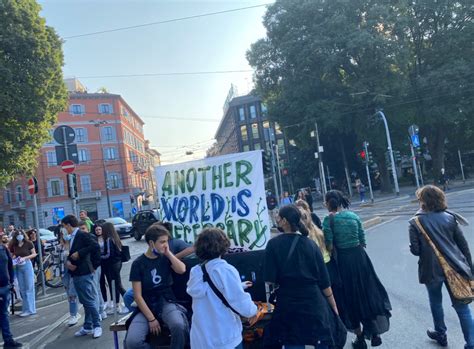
[121,244,131,263]
[414,216,474,302]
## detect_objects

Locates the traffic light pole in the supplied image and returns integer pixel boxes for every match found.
[376,111,400,196]
[458,149,466,183]
[273,143,284,201]
[33,194,46,296]
[409,140,421,189]
[269,143,281,206]
[62,127,77,215]
[314,122,327,196]
[363,142,374,203]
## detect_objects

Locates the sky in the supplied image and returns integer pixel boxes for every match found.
[38,0,271,164]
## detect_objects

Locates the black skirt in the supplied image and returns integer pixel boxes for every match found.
[337,245,392,336]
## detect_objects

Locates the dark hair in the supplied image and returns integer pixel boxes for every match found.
[145,223,171,244]
[79,210,87,215]
[416,185,447,212]
[325,190,350,212]
[78,220,88,228]
[62,215,79,228]
[155,221,173,235]
[9,230,30,248]
[101,222,122,250]
[278,204,309,236]
[195,228,230,260]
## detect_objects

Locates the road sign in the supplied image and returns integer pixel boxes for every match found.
[61,160,76,174]
[131,207,137,215]
[411,134,420,148]
[55,144,79,165]
[27,177,38,195]
[53,126,76,145]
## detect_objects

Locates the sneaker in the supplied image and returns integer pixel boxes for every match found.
[118,303,130,314]
[74,327,93,337]
[4,340,23,348]
[352,335,367,349]
[101,310,108,319]
[427,329,447,347]
[67,314,81,327]
[18,312,33,317]
[93,327,102,339]
[371,335,382,347]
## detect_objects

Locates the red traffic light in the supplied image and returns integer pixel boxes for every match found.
[359,150,366,160]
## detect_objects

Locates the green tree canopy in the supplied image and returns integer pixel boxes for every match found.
[0,0,67,186]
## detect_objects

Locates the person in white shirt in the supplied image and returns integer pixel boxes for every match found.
[187,228,257,349]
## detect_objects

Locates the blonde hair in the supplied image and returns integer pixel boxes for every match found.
[298,207,327,255]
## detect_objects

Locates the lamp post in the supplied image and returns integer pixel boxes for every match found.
[311,123,327,196]
[375,111,400,196]
[90,120,113,217]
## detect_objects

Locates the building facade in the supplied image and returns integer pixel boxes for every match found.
[0,79,154,228]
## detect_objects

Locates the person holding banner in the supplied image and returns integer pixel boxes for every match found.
[263,204,346,349]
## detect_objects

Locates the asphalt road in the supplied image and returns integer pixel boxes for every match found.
[4,186,473,349]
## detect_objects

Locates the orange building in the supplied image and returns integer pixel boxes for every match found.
[1,79,157,228]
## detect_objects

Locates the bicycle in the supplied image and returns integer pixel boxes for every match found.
[35,242,64,290]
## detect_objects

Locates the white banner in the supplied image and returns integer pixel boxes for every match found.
[155,150,270,250]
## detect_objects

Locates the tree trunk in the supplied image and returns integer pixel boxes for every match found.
[428,127,446,183]
[339,140,353,197]
[378,160,392,193]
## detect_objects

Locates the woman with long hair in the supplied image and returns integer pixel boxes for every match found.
[295,199,322,229]
[322,190,391,348]
[264,204,346,349]
[8,230,37,317]
[409,185,473,348]
[99,222,127,314]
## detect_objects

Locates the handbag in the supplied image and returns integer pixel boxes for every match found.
[414,217,474,302]
[121,245,131,263]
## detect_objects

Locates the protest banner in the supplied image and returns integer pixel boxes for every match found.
[156,150,270,250]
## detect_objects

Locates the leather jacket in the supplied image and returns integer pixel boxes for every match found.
[409,210,472,284]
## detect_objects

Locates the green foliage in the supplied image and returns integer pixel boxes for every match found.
[0,0,67,186]
[248,0,473,187]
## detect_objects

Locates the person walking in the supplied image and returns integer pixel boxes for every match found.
[0,238,23,348]
[187,228,258,349]
[99,222,128,314]
[79,210,94,233]
[296,199,322,229]
[266,191,278,228]
[63,215,102,339]
[439,168,450,191]
[8,230,37,317]
[409,185,473,348]
[280,191,293,206]
[322,190,391,348]
[263,204,346,349]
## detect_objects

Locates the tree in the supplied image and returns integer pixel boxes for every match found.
[0,0,67,186]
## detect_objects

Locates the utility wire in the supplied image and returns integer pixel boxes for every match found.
[63,3,272,39]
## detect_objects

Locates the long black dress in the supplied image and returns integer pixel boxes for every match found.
[263,233,346,348]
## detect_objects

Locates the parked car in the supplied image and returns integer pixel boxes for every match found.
[131,209,161,241]
[39,228,59,251]
[95,217,133,238]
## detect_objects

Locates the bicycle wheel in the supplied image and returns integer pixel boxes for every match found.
[44,264,63,288]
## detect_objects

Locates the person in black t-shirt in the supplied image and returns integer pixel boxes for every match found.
[125,224,189,349]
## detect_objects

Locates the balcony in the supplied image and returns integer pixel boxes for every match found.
[133,161,148,174]
[77,191,102,201]
[11,201,26,210]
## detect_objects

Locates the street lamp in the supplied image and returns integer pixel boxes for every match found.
[89,120,113,217]
[375,110,400,196]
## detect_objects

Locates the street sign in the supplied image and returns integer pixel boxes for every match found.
[27,177,38,195]
[53,125,76,144]
[61,160,76,173]
[411,134,420,148]
[55,144,79,165]
[131,207,137,215]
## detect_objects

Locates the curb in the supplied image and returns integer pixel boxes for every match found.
[363,217,383,229]
[16,292,68,311]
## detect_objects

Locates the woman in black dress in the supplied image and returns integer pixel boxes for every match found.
[263,204,346,349]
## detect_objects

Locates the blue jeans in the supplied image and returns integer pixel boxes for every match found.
[62,269,78,316]
[426,280,474,347]
[73,273,101,330]
[0,285,13,343]
[123,288,136,312]
[93,266,105,313]
[16,260,36,314]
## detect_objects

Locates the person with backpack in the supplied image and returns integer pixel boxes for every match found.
[186,228,258,349]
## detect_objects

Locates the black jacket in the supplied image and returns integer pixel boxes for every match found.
[101,238,122,265]
[409,210,473,284]
[68,230,100,277]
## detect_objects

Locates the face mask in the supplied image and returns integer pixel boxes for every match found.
[152,247,161,256]
[17,234,24,242]
[63,234,72,242]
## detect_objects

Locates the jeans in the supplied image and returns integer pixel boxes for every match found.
[0,285,13,343]
[125,300,189,349]
[123,288,137,312]
[93,266,105,312]
[73,273,101,330]
[62,269,78,316]
[16,260,36,314]
[426,280,474,347]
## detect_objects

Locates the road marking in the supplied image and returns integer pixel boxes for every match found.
[366,216,401,232]
[37,299,67,310]
[30,308,79,349]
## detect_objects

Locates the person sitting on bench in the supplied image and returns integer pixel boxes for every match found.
[125,224,189,349]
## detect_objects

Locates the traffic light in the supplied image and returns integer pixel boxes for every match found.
[262,151,272,175]
[358,150,367,163]
[67,174,77,199]
[393,150,402,162]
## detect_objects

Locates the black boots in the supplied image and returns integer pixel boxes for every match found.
[427,329,448,347]
[371,334,382,347]
[352,335,368,349]
[3,340,23,348]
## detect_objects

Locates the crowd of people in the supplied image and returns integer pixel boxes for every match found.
[1,185,472,349]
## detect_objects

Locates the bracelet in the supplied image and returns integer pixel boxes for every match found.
[148,318,156,323]
[325,293,333,298]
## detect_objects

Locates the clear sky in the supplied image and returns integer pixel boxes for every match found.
[38,0,271,163]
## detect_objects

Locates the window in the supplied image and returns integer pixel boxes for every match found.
[16,186,23,202]
[243,145,250,152]
[108,173,121,189]
[275,122,283,135]
[75,128,88,143]
[249,105,257,119]
[277,139,286,154]
[261,103,268,114]
[80,175,91,193]
[121,106,129,117]
[102,126,115,141]
[238,107,245,121]
[240,125,248,141]
[78,149,90,163]
[48,179,63,197]
[105,147,117,160]
[251,123,259,139]
[70,104,85,115]
[254,143,261,150]
[45,129,55,145]
[263,121,270,129]
[99,103,113,114]
[46,151,57,167]
[4,190,11,204]
[129,149,138,163]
